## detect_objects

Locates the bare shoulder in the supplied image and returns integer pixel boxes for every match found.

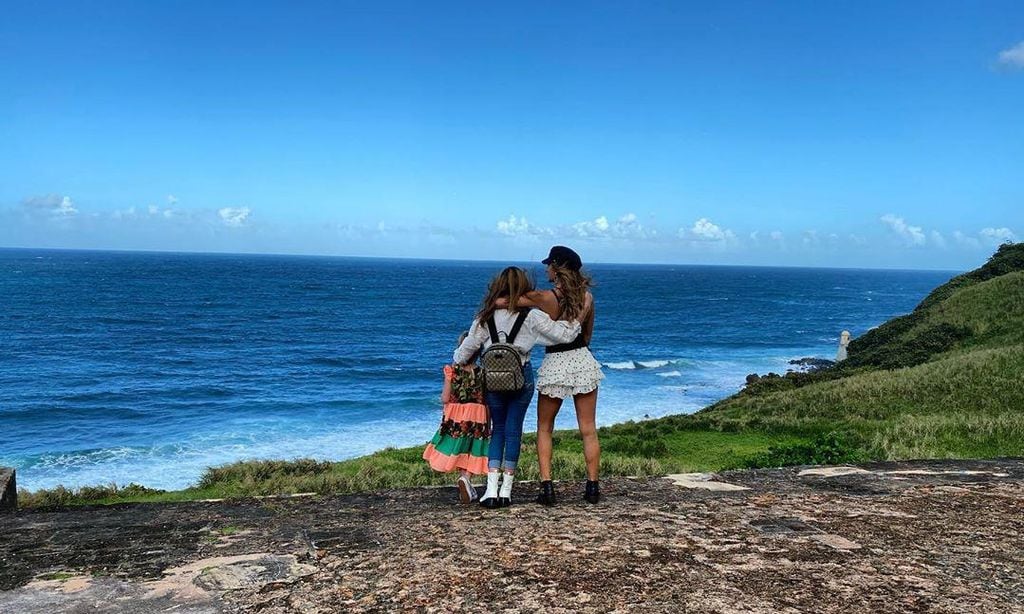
[528,289,560,318]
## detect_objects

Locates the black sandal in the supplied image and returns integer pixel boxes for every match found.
[584,479,600,504]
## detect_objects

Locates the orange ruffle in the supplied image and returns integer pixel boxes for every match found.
[443,402,489,423]
[422,444,489,475]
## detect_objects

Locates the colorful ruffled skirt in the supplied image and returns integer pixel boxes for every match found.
[422,401,490,475]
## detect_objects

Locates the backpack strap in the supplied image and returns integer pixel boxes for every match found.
[486,316,500,343]
[506,309,530,344]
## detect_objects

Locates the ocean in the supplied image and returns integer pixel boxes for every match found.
[0,249,955,491]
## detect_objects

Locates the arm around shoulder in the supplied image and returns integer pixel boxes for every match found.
[529,309,581,345]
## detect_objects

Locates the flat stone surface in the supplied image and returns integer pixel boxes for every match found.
[1,458,1023,613]
[665,472,750,491]
[0,469,15,512]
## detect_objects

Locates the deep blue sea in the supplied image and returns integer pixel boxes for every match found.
[0,249,955,491]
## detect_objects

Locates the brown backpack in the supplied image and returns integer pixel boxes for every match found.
[480,310,530,393]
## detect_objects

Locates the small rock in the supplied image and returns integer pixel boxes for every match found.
[666,473,750,492]
[810,534,862,551]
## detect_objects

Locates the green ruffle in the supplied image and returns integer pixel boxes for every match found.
[429,431,490,457]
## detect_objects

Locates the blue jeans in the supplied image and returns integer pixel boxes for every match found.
[485,362,534,472]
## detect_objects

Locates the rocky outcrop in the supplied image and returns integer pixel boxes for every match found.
[787,357,836,371]
[0,468,15,512]
[1,459,1022,613]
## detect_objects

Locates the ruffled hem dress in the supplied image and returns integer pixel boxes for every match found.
[536,346,605,399]
[422,365,490,475]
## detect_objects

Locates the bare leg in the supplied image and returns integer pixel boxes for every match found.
[573,388,600,481]
[536,393,563,481]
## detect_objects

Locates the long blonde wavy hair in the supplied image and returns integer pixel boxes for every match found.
[551,264,593,322]
[476,267,536,324]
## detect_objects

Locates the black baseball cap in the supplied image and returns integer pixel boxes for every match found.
[542,245,583,271]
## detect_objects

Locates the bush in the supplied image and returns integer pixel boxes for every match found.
[19,482,165,508]
[197,458,334,489]
[743,432,865,469]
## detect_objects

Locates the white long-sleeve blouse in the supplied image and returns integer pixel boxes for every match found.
[453,309,581,366]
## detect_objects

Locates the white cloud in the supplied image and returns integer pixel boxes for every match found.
[610,213,652,239]
[497,214,533,237]
[218,207,251,227]
[770,230,784,242]
[497,212,650,242]
[682,217,736,243]
[167,194,179,205]
[148,205,160,215]
[56,196,77,216]
[880,214,926,246]
[572,215,611,237]
[997,41,1024,70]
[22,194,78,217]
[980,227,1017,245]
[802,230,820,246]
[930,231,947,249]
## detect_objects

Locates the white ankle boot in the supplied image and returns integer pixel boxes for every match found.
[498,472,514,507]
[480,470,501,509]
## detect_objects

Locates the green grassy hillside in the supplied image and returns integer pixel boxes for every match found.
[842,242,1024,368]
[20,244,1024,507]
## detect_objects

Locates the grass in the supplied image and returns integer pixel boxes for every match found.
[18,428,806,507]
[38,572,77,582]
[17,243,1024,509]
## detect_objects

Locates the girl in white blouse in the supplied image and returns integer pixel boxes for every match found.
[453,266,586,508]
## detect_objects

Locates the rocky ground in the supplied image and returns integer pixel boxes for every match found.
[1,458,1022,613]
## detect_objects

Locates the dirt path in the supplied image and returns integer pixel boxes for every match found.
[1,459,1022,613]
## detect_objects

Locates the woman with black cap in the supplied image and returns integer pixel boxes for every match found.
[511,246,605,505]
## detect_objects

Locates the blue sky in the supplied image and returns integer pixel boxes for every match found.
[1,1,1022,269]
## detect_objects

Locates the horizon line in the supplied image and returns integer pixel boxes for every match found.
[0,244,966,275]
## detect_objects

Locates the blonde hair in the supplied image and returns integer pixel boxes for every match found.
[476,266,536,324]
[551,264,593,322]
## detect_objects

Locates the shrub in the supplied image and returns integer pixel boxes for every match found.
[18,482,165,508]
[742,432,865,469]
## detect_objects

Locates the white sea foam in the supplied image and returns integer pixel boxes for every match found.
[657,370,682,378]
[605,359,679,370]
